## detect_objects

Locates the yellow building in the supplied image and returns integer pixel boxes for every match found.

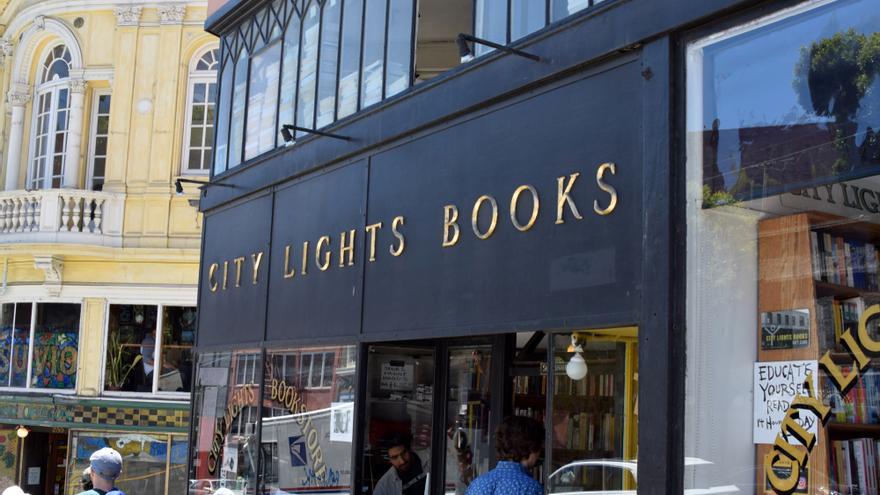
[0,2,215,494]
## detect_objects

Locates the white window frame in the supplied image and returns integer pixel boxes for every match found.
[100,303,196,399]
[86,90,111,191]
[0,300,83,393]
[300,351,334,389]
[27,43,72,190]
[181,45,220,176]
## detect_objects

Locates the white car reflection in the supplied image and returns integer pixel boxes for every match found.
[547,457,740,495]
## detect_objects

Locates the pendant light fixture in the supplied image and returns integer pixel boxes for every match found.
[565,334,588,381]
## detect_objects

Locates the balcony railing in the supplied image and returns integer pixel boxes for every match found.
[0,189,124,246]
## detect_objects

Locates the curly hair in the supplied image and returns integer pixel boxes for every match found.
[496,416,545,461]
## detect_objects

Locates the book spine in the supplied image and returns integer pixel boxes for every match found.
[846,242,855,287]
[811,231,822,281]
[825,233,836,284]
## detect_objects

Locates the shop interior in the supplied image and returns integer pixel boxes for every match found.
[358,327,639,494]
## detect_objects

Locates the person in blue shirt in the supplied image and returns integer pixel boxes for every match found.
[466,416,545,495]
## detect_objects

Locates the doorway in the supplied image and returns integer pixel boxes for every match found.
[20,429,67,495]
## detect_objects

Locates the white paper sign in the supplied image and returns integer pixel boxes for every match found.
[330,402,354,443]
[380,362,413,391]
[753,360,819,445]
[27,467,40,485]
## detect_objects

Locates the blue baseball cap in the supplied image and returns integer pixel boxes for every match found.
[89,447,123,480]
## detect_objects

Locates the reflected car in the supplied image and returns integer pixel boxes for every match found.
[547,457,740,495]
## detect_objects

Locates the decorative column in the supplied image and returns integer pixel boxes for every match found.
[102,6,142,193]
[5,91,30,190]
[63,79,87,188]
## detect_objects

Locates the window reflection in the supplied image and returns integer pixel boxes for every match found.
[260,345,356,494]
[693,0,880,203]
[360,0,386,108]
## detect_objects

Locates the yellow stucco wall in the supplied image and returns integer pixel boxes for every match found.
[0,1,212,406]
[0,2,215,247]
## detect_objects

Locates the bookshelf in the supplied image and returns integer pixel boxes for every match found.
[511,331,637,491]
[758,211,880,494]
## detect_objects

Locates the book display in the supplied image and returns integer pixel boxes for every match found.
[511,331,637,490]
[758,212,880,494]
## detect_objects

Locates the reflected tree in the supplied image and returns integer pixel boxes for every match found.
[794,29,880,171]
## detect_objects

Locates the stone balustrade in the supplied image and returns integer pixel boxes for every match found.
[0,189,124,246]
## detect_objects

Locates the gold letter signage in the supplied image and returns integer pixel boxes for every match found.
[766,305,880,493]
[206,163,620,295]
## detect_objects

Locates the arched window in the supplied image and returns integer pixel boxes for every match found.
[182,46,219,174]
[29,44,71,189]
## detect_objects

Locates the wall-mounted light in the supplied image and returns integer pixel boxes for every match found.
[175,178,235,197]
[280,124,351,144]
[456,33,541,63]
[15,425,29,439]
[565,334,588,381]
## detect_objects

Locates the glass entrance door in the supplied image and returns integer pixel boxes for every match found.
[361,345,435,495]
[443,344,493,494]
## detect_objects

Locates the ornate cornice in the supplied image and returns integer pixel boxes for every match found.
[158,5,186,25]
[114,6,142,26]
[69,79,87,94]
[34,255,63,296]
[0,38,12,67]
[7,91,30,106]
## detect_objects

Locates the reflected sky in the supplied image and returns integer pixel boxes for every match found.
[701,0,880,131]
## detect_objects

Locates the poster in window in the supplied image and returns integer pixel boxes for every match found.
[380,361,413,391]
[760,309,809,350]
[330,402,354,443]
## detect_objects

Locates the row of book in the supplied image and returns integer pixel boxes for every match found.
[830,437,880,494]
[513,375,547,396]
[513,373,617,397]
[823,367,880,425]
[816,296,880,353]
[552,373,615,397]
[512,406,545,422]
[810,231,880,290]
[552,411,617,452]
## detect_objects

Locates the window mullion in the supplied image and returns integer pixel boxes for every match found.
[7,304,15,387]
[153,305,164,393]
[25,303,36,389]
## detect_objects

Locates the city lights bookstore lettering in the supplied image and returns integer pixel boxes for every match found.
[208,383,256,474]
[269,378,329,481]
[207,163,619,293]
[765,305,880,494]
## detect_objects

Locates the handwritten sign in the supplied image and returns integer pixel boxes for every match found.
[753,360,818,444]
[380,361,413,391]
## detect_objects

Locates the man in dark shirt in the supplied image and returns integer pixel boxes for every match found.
[373,433,428,495]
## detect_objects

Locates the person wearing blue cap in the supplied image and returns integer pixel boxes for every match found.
[76,447,127,495]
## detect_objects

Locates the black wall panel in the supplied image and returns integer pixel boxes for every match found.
[265,162,367,341]
[361,58,643,337]
[198,194,273,347]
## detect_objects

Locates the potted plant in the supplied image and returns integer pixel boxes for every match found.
[105,332,142,391]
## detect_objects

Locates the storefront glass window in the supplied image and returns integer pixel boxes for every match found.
[159,306,196,392]
[686,0,880,493]
[30,303,79,389]
[444,345,492,494]
[103,305,194,394]
[547,330,637,493]
[361,345,433,495]
[260,345,357,494]
[190,350,261,495]
[0,303,79,390]
[66,432,187,495]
